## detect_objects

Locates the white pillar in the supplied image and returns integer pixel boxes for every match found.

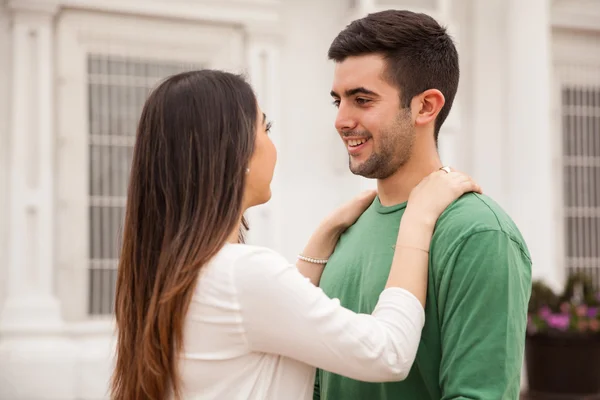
[505,3,556,391]
[0,3,10,309]
[434,7,464,171]
[0,2,76,399]
[506,0,562,289]
[465,0,509,205]
[1,0,61,331]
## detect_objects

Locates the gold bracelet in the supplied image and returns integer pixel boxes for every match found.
[394,245,430,254]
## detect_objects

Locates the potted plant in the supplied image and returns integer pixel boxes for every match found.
[526,272,600,395]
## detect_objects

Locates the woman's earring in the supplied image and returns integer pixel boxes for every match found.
[245,168,250,174]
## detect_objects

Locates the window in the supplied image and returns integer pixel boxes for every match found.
[562,84,600,287]
[56,11,245,320]
[87,55,203,315]
[553,29,600,289]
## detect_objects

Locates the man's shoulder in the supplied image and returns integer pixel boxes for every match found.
[434,193,529,253]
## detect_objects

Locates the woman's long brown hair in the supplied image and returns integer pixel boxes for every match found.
[110,70,257,400]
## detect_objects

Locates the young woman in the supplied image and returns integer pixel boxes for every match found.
[110,70,481,400]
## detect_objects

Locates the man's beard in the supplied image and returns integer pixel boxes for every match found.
[348,111,414,179]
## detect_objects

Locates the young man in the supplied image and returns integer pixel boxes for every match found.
[314,10,532,400]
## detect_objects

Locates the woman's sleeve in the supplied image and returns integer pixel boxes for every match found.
[232,247,425,382]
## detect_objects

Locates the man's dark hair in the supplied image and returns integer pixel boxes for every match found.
[328,9,459,141]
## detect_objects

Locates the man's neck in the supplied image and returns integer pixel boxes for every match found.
[376,145,442,207]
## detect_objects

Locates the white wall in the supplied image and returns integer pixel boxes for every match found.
[0,3,10,312]
[462,0,510,208]
[278,0,363,261]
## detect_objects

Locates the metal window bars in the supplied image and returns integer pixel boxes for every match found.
[560,63,600,289]
[87,54,202,316]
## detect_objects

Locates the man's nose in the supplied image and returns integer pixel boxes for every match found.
[335,105,358,133]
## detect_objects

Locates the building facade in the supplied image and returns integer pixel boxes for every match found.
[0,0,598,398]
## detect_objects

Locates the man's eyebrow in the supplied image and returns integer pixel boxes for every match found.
[330,87,379,98]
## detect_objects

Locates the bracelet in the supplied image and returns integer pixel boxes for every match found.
[297,254,329,264]
[394,245,430,254]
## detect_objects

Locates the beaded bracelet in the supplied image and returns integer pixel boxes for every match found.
[297,254,329,264]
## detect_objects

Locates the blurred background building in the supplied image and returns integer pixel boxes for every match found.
[0,0,598,398]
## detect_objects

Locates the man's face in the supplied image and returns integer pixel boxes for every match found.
[331,54,415,179]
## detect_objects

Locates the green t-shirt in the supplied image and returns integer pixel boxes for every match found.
[314,193,532,400]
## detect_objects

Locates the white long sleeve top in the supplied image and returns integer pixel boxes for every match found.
[178,243,425,400]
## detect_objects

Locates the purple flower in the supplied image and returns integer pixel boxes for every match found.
[560,302,571,314]
[547,313,570,331]
[588,307,598,319]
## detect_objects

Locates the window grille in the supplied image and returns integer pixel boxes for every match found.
[87,54,202,316]
[560,64,600,289]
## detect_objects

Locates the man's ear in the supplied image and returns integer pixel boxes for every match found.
[412,89,445,128]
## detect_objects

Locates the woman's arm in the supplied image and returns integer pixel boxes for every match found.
[234,247,424,382]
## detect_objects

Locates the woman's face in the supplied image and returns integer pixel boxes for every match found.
[243,104,277,209]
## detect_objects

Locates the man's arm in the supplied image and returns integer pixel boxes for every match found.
[438,230,532,399]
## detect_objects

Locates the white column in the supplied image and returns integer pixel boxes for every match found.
[506,0,562,289]
[432,5,464,170]
[467,0,509,205]
[0,3,10,309]
[1,1,61,330]
[0,2,76,399]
